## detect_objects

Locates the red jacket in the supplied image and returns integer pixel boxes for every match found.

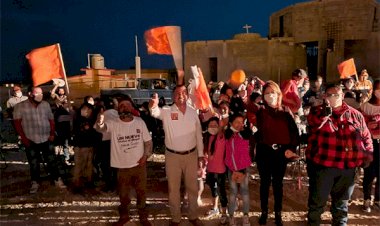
[306,102,373,169]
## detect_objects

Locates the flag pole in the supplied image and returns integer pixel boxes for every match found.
[57,43,70,94]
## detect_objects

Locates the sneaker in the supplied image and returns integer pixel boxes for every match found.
[229,217,236,226]
[205,208,219,218]
[30,181,39,194]
[55,177,67,189]
[220,214,228,225]
[242,215,250,226]
[362,199,371,213]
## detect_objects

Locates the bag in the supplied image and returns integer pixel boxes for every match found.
[231,171,245,183]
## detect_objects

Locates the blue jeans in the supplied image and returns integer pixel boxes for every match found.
[227,169,250,216]
[25,141,61,182]
[307,162,355,226]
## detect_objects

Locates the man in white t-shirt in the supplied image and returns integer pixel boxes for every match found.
[96,98,152,226]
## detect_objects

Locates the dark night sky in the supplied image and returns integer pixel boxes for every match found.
[1,0,308,82]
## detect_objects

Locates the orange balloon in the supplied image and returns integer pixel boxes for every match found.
[229,69,246,88]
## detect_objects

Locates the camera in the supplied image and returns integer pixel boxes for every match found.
[322,100,332,116]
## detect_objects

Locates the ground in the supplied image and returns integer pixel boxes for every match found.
[1,119,379,226]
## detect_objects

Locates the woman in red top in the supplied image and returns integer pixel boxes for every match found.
[255,81,300,226]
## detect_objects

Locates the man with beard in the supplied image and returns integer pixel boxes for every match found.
[149,84,205,226]
[50,83,68,108]
[13,86,67,194]
[96,98,153,226]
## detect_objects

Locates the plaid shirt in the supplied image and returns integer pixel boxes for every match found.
[13,99,54,144]
[306,102,373,169]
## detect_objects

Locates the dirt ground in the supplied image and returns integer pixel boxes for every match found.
[1,119,379,226]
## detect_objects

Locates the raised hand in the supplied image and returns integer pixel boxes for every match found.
[97,107,105,125]
[149,93,159,109]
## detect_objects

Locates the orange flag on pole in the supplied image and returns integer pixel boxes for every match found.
[190,66,212,110]
[337,58,357,80]
[144,27,172,55]
[26,44,64,86]
[144,26,183,70]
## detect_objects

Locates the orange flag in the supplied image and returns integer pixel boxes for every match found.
[144,26,183,70]
[337,58,357,79]
[144,27,172,55]
[26,44,64,86]
[191,66,212,110]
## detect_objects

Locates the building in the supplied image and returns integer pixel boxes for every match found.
[184,0,380,83]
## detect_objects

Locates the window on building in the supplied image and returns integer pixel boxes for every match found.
[279,15,284,37]
[209,57,217,82]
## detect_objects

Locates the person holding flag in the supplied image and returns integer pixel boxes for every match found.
[149,83,205,226]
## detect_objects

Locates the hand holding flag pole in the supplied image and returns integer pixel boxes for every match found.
[337,58,358,81]
[26,43,70,94]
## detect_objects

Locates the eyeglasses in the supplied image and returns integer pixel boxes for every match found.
[326,93,340,97]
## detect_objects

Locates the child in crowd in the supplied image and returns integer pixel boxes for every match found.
[203,117,228,224]
[224,113,252,226]
[72,103,100,193]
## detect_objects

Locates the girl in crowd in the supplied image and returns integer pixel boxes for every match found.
[255,81,300,226]
[203,117,228,224]
[361,79,380,213]
[224,113,252,226]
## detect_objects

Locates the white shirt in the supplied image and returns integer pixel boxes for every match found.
[150,104,204,157]
[7,96,28,108]
[106,117,151,169]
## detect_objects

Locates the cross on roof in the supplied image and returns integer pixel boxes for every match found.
[243,24,252,33]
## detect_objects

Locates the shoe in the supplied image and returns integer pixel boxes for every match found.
[55,177,67,189]
[189,218,204,226]
[258,212,267,225]
[220,214,228,225]
[29,181,39,194]
[362,199,371,213]
[242,215,250,226]
[205,208,219,218]
[275,212,283,226]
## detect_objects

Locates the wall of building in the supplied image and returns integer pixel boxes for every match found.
[270,0,380,82]
[184,33,306,83]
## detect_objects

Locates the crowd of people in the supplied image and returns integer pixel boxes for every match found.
[3,67,379,226]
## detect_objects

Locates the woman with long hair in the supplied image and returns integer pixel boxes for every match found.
[255,81,300,226]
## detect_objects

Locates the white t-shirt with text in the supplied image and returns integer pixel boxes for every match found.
[106,117,151,168]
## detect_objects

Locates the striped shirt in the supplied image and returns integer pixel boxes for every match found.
[306,102,373,169]
[13,99,54,144]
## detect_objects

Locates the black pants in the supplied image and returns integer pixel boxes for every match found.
[205,172,228,208]
[256,143,288,212]
[362,139,380,201]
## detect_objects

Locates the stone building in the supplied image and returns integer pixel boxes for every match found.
[184,0,380,83]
